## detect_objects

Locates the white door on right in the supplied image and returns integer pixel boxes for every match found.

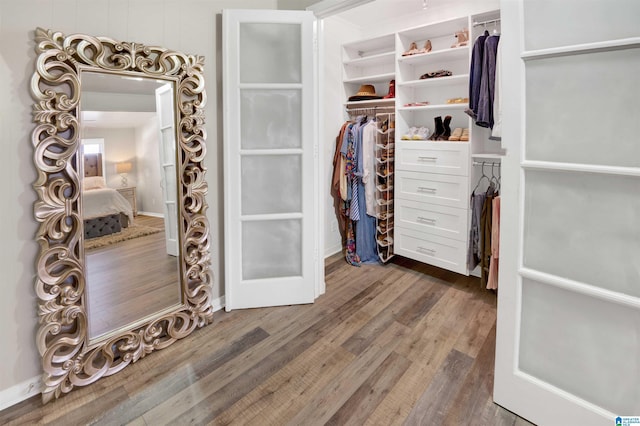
[495,1,640,425]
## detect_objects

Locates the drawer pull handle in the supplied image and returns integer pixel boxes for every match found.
[417,216,436,224]
[418,156,437,161]
[417,187,437,193]
[417,246,436,255]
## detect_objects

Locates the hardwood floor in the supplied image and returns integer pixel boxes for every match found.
[1,253,534,425]
[86,215,181,339]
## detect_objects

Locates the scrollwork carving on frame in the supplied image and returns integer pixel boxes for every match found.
[31,27,213,403]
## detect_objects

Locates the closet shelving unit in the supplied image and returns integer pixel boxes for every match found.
[338,9,501,273]
[393,16,473,275]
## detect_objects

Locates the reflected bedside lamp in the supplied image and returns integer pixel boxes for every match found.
[115,161,133,187]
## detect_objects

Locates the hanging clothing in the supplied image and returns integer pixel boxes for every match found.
[465,31,489,120]
[340,123,360,266]
[353,120,379,264]
[486,195,501,290]
[467,190,486,270]
[480,184,496,288]
[331,122,350,240]
[362,120,378,217]
[476,35,500,129]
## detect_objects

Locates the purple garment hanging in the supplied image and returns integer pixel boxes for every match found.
[476,35,500,129]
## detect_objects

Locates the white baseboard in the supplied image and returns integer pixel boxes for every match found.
[324,244,342,258]
[137,211,164,218]
[211,295,225,312]
[0,375,42,412]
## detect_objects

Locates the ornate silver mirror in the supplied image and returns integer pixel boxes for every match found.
[31,28,213,403]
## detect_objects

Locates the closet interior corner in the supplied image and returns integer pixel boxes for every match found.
[330,5,503,288]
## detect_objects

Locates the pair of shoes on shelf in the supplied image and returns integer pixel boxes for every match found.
[419,69,452,79]
[451,29,470,48]
[446,97,469,104]
[402,40,432,56]
[449,128,470,141]
[428,116,452,141]
[401,126,430,140]
[403,101,430,107]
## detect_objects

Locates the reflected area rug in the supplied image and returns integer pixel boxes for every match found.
[85,224,162,250]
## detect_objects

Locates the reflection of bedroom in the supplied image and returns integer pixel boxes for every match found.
[80,74,181,340]
[81,73,170,241]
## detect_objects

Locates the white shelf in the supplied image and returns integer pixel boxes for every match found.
[472,153,504,160]
[343,33,396,61]
[344,51,395,67]
[397,103,468,112]
[345,98,395,108]
[398,16,469,43]
[343,72,395,85]
[398,74,469,88]
[398,46,469,64]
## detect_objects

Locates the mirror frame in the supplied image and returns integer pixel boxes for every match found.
[31,27,213,403]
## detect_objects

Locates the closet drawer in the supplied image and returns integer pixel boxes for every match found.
[395,171,469,209]
[396,199,468,241]
[396,141,469,176]
[395,227,468,275]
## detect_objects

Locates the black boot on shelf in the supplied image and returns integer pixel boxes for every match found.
[439,115,452,140]
[429,116,444,140]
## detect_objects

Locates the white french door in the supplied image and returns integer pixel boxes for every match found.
[223,9,318,311]
[155,83,179,257]
[495,0,640,425]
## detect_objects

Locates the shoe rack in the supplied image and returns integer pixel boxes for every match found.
[374,112,395,262]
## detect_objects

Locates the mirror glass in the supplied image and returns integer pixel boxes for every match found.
[80,71,181,342]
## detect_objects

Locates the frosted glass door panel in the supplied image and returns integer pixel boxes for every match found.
[239,23,301,84]
[240,90,302,149]
[523,170,640,297]
[241,155,302,215]
[519,278,640,414]
[523,0,640,51]
[526,49,640,167]
[242,220,302,280]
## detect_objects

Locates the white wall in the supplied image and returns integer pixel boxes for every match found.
[0,0,277,408]
[84,127,138,188]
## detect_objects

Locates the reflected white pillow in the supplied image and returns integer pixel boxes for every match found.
[84,176,106,190]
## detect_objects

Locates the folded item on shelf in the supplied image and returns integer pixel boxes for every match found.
[419,70,453,79]
[446,97,469,104]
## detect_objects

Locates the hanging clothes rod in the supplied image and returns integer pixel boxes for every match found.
[473,160,501,166]
[472,18,501,27]
[346,106,395,116]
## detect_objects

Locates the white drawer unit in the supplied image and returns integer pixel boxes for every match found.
[395,198,468,241]
[395,170,469,209]
[396,141,469,176]
[394,228,468,275]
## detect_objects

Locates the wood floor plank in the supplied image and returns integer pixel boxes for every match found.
[404,349,475,426]
[453,302,497,358]
[285,320,411,425]
[326,351,412,426]
[211,340,355,425]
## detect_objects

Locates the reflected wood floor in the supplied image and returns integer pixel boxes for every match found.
[1,253,534,425]
[86,215,181,338]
